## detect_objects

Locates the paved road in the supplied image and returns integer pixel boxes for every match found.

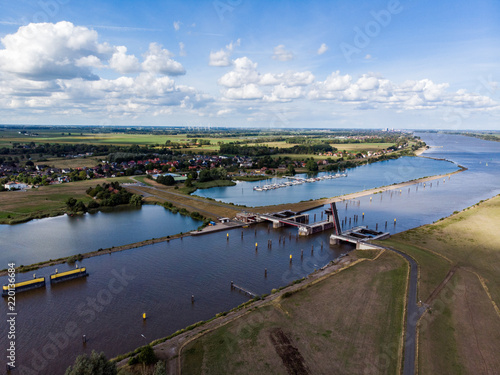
[380,245,427,375]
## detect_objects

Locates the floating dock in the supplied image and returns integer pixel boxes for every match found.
[2,276,46,297]
[50,267,88,284]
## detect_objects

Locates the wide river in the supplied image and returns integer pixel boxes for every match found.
[193,156,459,206]
[1,133,499,374]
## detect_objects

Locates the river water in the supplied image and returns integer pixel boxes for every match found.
[0,205,201,266]
[1,133,499,374]
[193,156,460,206]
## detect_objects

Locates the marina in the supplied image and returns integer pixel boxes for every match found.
[253,173,347,191]
[1,133,499,374]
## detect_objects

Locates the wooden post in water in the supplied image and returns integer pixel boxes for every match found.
[82,335,87,344]
[241,231,243,239]
[376,223,378,230]
[191,295,195,303]
[265,268,267,277]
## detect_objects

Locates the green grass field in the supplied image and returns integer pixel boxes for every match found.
[181,251,408,375]
[0,176,132,223]
[383,195,500,374]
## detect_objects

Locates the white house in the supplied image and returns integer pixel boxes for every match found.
[4,182,30,190]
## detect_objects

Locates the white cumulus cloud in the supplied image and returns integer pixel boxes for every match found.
[141,43,185,75]
[209,39,240,67]
[109,46,141,74]
[0,21,111,81]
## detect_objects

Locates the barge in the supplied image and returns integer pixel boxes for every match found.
[50,267,88,284]
[2,276,46,297]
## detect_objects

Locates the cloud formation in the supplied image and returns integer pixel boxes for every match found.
[0,22,204,119]
[0,21,111,81]
[209,39,240,67]
[272,44,294,61]
[0,22,497,125]
[317,43,328,55]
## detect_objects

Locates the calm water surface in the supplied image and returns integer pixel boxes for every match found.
[193,156,460,206]
[1,133,499,374]
[0,205,201,266]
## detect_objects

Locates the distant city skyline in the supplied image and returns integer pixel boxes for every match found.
[0,0,499,129]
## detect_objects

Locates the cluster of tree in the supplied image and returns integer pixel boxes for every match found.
[283,143,335,154]
[220,142,334,157]
[305,159,319,172]
[65,349,167,375]
[62,182,141,215]
[0,142,177,158]
[219,143,275,156]
[85,182,142,207]
[198,167,228,182]
[156,174,176,186]
[2,172,53,186]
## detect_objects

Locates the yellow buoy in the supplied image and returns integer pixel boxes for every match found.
[394,218,397,222]
[227,233,229,238]
[143,313,146,320]
[290,254,292,260]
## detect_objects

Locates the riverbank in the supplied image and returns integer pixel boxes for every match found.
[116,188,500,375]
[375,194,500,374]
[0,167,465,278]
[262,166,465,214]
[116,247,408,375]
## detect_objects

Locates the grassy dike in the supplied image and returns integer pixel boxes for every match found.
[115,192,500,375]
[376,194,500,375]
[115,249,408,375]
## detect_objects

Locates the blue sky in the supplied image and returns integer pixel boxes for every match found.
[0,0,499,129]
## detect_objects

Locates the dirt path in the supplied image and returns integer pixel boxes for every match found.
[424,265,459,305]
